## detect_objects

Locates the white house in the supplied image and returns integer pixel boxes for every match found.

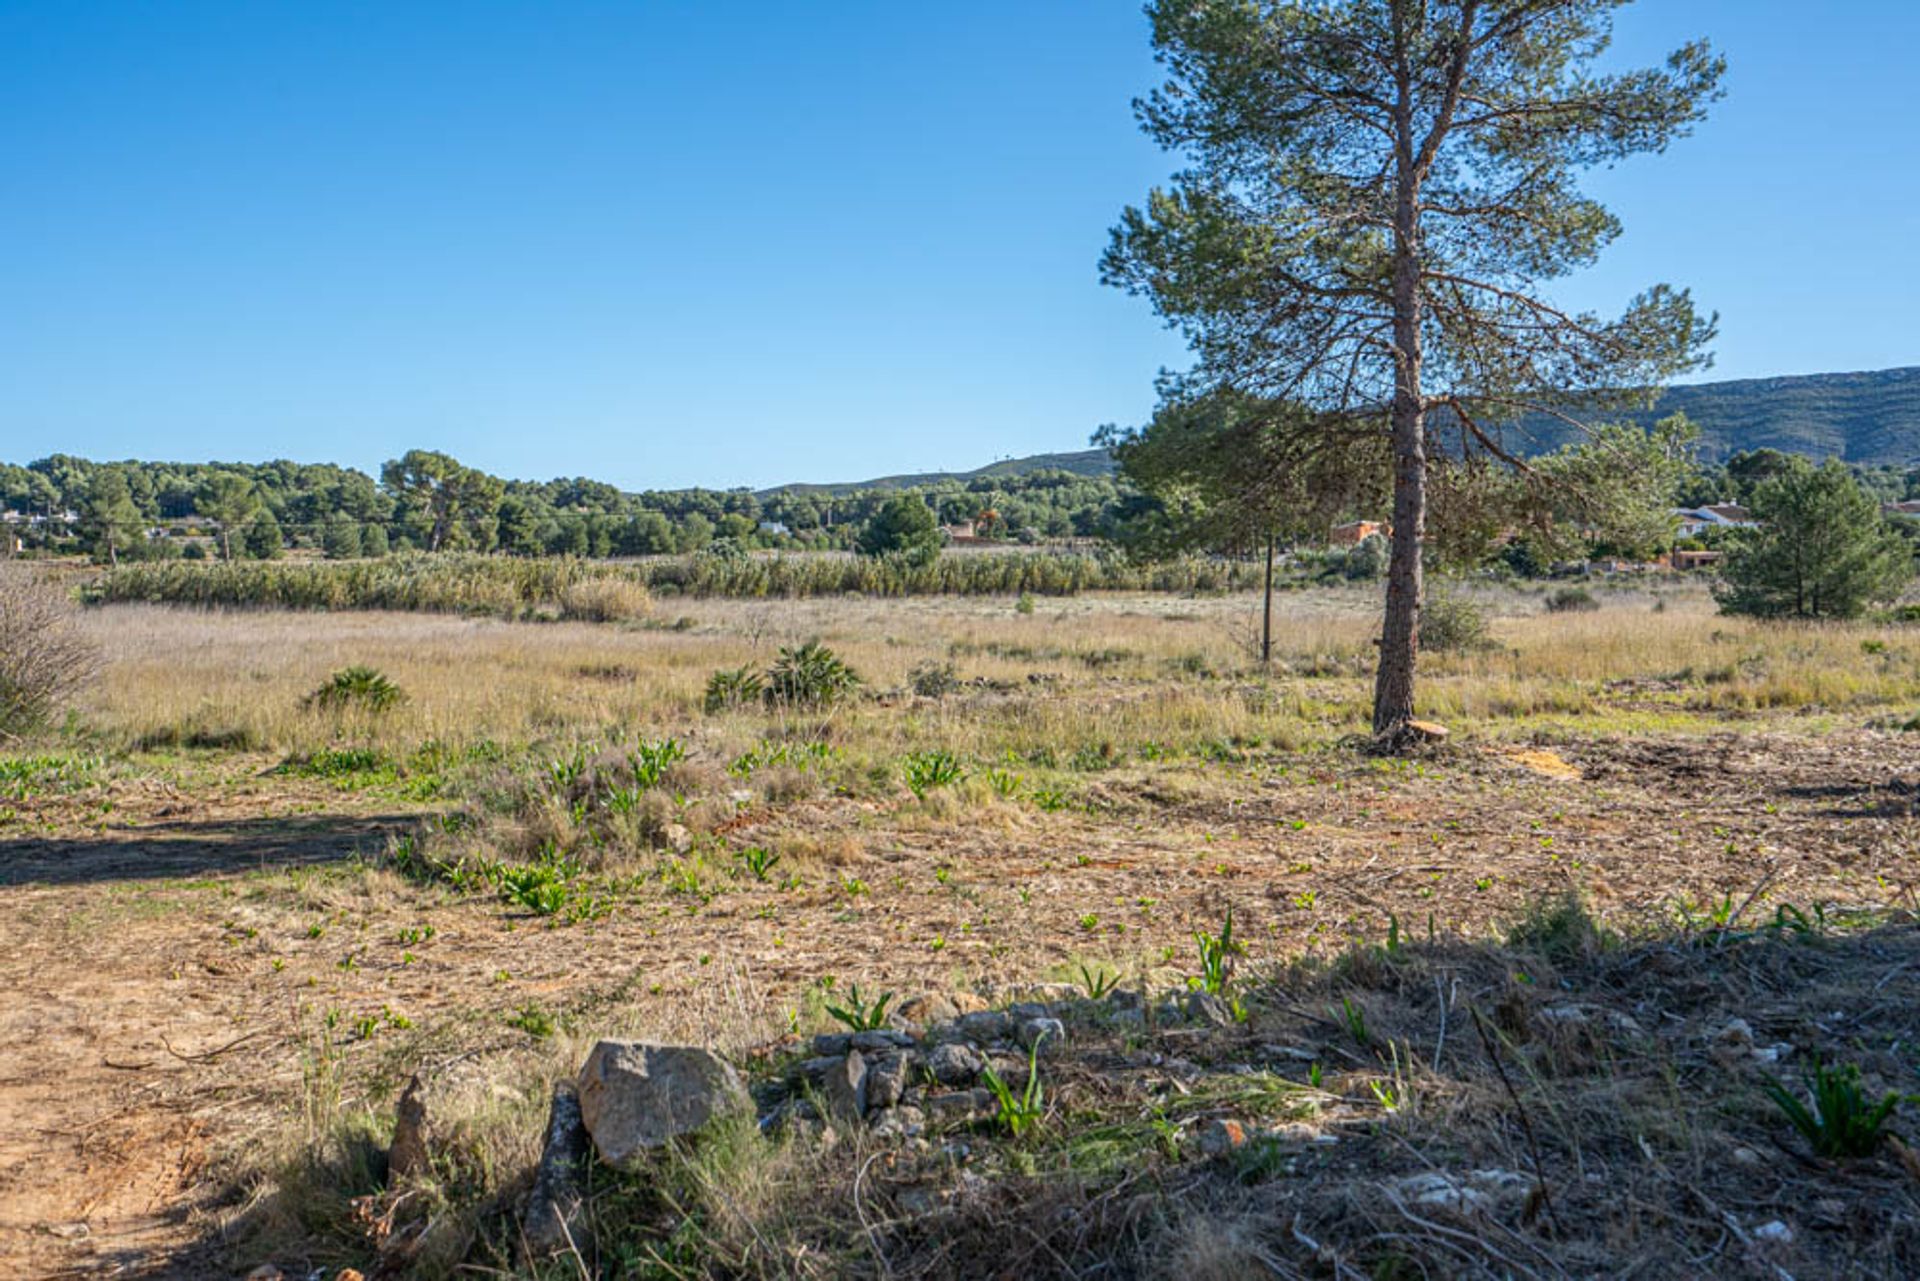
[1673,503,1758,537]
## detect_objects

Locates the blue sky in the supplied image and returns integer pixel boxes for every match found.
[2,2,1915,490]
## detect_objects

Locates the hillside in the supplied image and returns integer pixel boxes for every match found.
[766,367,1920,494]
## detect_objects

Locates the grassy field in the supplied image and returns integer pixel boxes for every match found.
[3,577,1918,1278]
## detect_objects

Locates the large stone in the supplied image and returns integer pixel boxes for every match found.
[823,1050,869,1122]
[522,1083,592,1257]
[577,1041,750,1168]
[866,1053,913,1110]
[928,1041,986,1086]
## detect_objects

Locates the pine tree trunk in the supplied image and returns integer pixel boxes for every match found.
[1372,143,1426,744]
[1261,529,1275,665]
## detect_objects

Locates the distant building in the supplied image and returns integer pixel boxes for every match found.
[1669,548,1724,571]
[940,521,978,542]
[1673,504,1757,537]
[757,520,790,536]
[1884,500,1920,520]
[1329,520,1388,546]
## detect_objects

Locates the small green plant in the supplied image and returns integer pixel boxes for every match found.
[902,749,966,797]
[703,665,765,713]
[1015,592,1036,615]
[1191,907,1243,996]
[303,665,407,713]
[824,983,894,1032]
[1337,995,1371,1048]
[627,737,687,788]
[507,1002,557,1039]
[1763,1059,1904,1158]
[737,845,781,882]
[980,1030,1047,1137]
[1076,963,1120,1000]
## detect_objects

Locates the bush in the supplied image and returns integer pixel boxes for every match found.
[1419,593,1492,654]
[557,577,651,623]
[856,495,941,565]
[0,572,99,736]
[909,661,962,698]
[703,666,765,714]
[1544,586,1599,613]
[765,642,860,709]
[303,666,408,714]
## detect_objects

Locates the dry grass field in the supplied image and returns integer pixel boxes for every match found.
[3,579,1918,1278]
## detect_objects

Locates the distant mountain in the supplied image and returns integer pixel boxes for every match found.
[1513,366,1920,464]
[764,367,1920,495]
[762,448,1116,497]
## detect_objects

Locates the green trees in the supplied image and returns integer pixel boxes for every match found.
[382,449,504,552]
[244,510,286,560]
[857,495,942,564]
[1718,459,1912,620]
[194,471,260,561]
[1104,0,1722,746]
[82,469,145,565]
[322,514,363,560]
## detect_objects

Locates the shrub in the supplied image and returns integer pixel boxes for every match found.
[702,666,764,714]
[1544,586,1599,613]
[1420,593,1492,654]
[557,577,651,623]
[856,495,941,565]
[765,642,860,709]
[909,662,962,698]
[303,666,408,714]
[0,572,98,737]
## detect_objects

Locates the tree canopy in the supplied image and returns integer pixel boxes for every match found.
[1716,459,1912,620]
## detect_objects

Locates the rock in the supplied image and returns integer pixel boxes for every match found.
[1730,1145,1763,1168]
[1007,1002,1051,1022]
[928,1042,987,1086]
[522,1083,592,1257]
[1197,1118,1250,1157]
[1184,991,1237,1027]
[867,1054,912,1110]
[1104,988,1144,1013]
[925,1090,988,1118]
[244,1268,284,1281]
[870,1105,925,1139]
[389,1075,433,1184]
[1716,1018,1755,1047]
[796,1055,845,1081]
[852,1028,916,1052]
[1753,1220,1794,1244]
[955,1010,1012,1043]
[1396,1169,1532,1214]
[812,1033,853,1056]
[823,1050,868,1122]
[577,1041,750,1168]
[661,822,694,854]
[898,991,987,1029]
[1018,1017,1065,1051]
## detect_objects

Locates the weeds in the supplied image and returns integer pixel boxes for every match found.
[902,749,966,797]
[1763,1059,1906,1158]
[302,665,407,714]
[980,1031,1047,1137]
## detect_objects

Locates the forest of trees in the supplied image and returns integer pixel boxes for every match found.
[2,446,1914,568]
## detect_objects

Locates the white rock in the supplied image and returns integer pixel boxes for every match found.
[577,1041,750,1169]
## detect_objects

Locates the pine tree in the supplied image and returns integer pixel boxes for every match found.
[1717,459,1911,619]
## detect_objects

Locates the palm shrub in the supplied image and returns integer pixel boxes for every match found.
[702,666,764,714]
[764,642,860,709]
[303,666,408,714]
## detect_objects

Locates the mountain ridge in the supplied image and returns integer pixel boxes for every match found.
[761,365,1920,495]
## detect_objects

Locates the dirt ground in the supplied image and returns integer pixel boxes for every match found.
[3,719,1916,1278]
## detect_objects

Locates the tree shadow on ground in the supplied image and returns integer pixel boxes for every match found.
[0,814,413,887]
[1778,777,1919,820]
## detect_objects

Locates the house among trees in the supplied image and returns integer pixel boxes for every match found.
[1329,520,1388,547]
[1885,499,1920,520]
[1673,503,1758,537]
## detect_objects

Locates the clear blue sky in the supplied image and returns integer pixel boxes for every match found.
[3,2,1915,490]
